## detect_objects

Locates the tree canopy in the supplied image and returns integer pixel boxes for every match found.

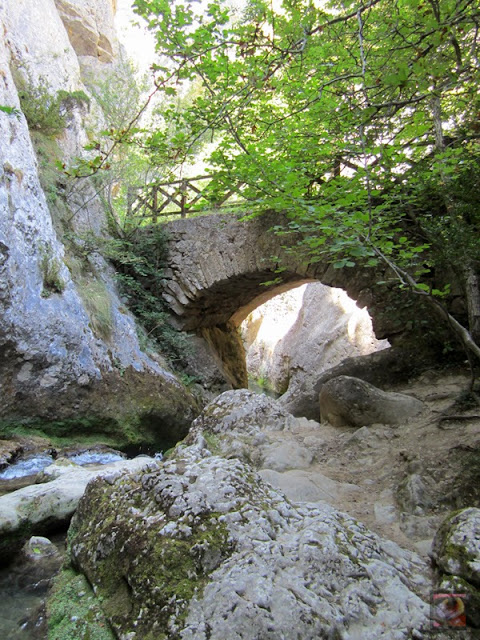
[102,0,480,361]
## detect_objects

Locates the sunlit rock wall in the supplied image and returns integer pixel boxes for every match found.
[241,282,389,397]
[54,0,118,64]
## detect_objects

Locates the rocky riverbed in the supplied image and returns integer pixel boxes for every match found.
[1,369,479,639]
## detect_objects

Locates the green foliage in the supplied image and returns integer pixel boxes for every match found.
[18,80,66,136]
[130,0,480,357]
[73,58,165,228]
[47,567,115,640]
[83,58,142,132]
[77,226,192,365]
[57,89,91,108]
[64,55,213,226]
[132,0,480,249]
[40,246,65,296]
[17,77,90,136]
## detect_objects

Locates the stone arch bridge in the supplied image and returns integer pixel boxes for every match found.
[156,212,433,390]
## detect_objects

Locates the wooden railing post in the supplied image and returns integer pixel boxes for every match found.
[180,179,187,218]
[152,186,158,224]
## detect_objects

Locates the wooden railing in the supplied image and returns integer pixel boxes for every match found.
[127,175,244,222]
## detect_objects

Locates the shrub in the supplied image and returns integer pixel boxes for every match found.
[18,81,66,136]
[74,226,192,365]
[18,79,90,137]
[40,247,65,296]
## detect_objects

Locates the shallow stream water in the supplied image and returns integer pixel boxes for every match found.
[0,534,67,640]
[0,448,142,638]
[0,450,126,481]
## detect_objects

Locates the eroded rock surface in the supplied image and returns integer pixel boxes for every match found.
[54,0,118,63]
[188,389,321,473]
[67,439,431,640]
[186,379,480,560]
[432,508,480,586]
[43,373,480,638]
[0,1,198,443]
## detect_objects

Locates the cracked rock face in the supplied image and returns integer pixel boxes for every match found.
[54,0,118,63]
[68,435,431,639]
[0,0,198,439]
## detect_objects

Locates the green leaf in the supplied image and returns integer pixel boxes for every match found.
[0,105,20,116]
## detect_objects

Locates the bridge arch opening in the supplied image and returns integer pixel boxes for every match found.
[238,282,390,399]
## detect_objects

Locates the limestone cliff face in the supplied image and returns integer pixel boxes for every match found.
[0,0,197,442]
[53,0,118,64]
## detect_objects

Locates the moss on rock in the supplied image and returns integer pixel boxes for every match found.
[432,507,480,587]
[47,567,115,640]
[67,466,235,639]
[0,366,200,453]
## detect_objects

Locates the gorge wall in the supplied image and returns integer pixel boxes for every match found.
[0,0,460,440]
[0,0,198,448]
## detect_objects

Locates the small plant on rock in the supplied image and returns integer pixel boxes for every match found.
[18,80,66,136]
[40,246,65,297]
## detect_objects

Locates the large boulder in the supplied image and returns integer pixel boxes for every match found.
[319,375,424,427]
[187,389,319,471]
[432,508,480,628]
[65,437,431,639]
[0,0,199,443]
[281,346,434,421]
[187,389,363,509]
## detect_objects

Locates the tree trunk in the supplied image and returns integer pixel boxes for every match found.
[431,94,445,152]
[464,264,480,345]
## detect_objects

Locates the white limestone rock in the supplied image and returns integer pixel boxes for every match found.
[0,456,160,558]
[189,389,317,468]
[259,468,361,504]
[0,27,106,391]
[197,388,297,435]
[2,0,83,92]
[0,0,187,422]
[67,440,431,639]
[188,390,365,507]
